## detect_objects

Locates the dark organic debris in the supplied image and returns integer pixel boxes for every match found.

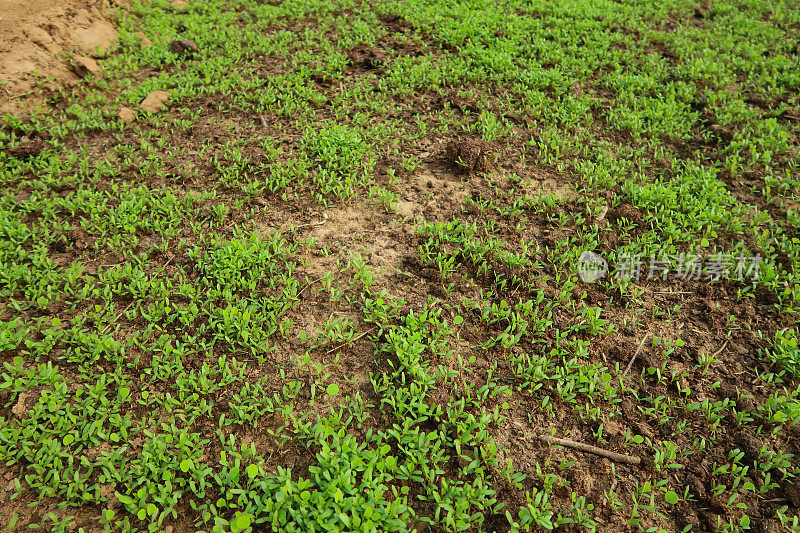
[347,45,389,71]
[2,139,47,159]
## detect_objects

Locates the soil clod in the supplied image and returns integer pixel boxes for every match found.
[445,138,492,172]
[348,45,388,71]
[118,106,136,123]
[72,55,102,78]
[11,391,39,418]
[170,38,199,56]
[606,203,643,227]
[139,90,171,113]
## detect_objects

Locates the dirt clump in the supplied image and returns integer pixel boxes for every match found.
[118,106,136,123]
[11,391,40,418]
[445,138,493,172]
[170,38,199,56]
[73,55,102,78]
[347,45,389,71]
[606,203,644,227]
[784,482,800,509]
[139,91,171,113]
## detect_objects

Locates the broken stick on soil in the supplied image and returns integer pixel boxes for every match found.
[623,334,649,376]
[325,327,377,355]
[537,434,641,465]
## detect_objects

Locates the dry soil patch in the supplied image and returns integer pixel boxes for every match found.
[0,0,117,114]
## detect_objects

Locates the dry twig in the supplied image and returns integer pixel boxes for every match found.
[537,434,641,465]
[710,339,729,359]
[623,334,649,376]
[325,327,377,355]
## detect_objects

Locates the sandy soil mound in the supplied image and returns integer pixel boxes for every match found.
[0,0,118,115]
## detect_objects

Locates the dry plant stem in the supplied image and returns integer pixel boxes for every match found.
[623,334,649,376]
[297,276,325,297]
[99,301,134,335]
[711,339,729,358]
[537,434,641,465]
[325,327,376,355]
[292,218,326,230]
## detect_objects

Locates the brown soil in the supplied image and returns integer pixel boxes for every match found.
[1,4,798,530]
[0,0,118,114]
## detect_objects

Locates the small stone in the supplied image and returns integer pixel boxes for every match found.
[118,107,136,123]
[73,56,102,78]
[164,526,173,533]
[171,0,187,10]
[138,34,153,47]
[169,39,199,56]
[139,91,171,113]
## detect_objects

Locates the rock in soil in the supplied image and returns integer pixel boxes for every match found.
[73,55,102,78]
[139,90,171,113]
[169,39,199,56]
